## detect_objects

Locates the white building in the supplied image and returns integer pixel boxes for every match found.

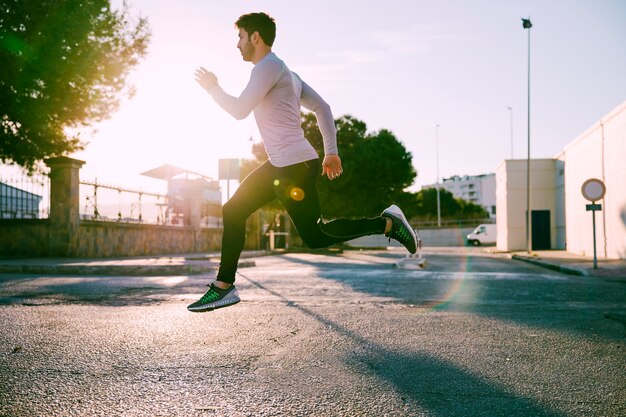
[496,100,626,259]
[423,173,496,218]
[495,159,563,251]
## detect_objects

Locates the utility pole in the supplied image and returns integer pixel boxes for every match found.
[507,106,513,159]
[435,124,441,227]
[522,17,532,254]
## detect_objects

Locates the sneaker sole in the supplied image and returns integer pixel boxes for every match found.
[187,289,241,312]
[383,205,418,254]
[188,298,240,313]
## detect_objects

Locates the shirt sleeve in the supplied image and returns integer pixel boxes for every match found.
[208,58,283,120]
[297,74,339,156]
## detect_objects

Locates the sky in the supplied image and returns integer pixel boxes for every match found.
[68,0,626,195]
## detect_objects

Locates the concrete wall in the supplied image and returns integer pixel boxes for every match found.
[496,159,559,252]
[348,227,476,248]
[554,159,566,249]
[560,101,626,259]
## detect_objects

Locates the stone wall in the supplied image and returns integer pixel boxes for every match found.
[0,219,224,258]
[75,221,222,257]
[0,156,232,258]
[0,219,50,258]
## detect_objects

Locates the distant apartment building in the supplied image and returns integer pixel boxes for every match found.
[423,173,496,218]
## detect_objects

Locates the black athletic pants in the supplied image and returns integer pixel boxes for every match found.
[216,158,386,284]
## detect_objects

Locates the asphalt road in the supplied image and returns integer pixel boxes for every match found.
[1,249,625,417]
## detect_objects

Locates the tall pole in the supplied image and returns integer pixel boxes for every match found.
[435,124,441,228]
[522,17,532,254]
[592,207,598,269]
[507,106,513,159]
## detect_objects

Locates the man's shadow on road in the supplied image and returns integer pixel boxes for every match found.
[275,252,626,344]
[237,271,565,417]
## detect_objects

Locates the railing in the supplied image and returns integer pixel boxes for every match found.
[79,179,171,225]
[411,218,494,229]
[79,179,223,227]
[0,170,50,219]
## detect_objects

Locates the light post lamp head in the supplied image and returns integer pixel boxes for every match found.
[522,18,532,29]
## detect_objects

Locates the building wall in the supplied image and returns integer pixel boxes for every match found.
[554,159,566,249]
[561,101,626,259]
[495,162,511,250]
[480,174,497,217]
[496,159,558,252]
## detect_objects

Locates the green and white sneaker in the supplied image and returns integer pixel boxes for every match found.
[187,284,240,312]
[382,204,418,254]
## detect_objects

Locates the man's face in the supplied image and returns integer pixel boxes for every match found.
[237,28,254,62]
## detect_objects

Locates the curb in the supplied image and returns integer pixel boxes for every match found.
[0,260,255,276]
[511,255,590,277]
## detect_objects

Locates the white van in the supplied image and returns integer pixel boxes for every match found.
[466,224,496,246]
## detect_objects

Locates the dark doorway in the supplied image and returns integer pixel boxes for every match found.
[532,210,551,250]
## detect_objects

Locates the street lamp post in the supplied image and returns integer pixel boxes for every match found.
[522,17,532,254]
[435,124,441,228]
[506,106,513,159]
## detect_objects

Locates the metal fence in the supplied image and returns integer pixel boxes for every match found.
[0,170,50,219]
[0,164,222,227]
[79,180,171,225]
[412,218,495,229]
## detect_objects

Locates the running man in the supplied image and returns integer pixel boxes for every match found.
[188,12,417,312]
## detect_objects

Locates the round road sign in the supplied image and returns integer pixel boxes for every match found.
[581,178,606,202]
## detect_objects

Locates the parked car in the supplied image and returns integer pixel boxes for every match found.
[466,224,496,246]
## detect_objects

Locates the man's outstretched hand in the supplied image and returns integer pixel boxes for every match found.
[195,66,218,92]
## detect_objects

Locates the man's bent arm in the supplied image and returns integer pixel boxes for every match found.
[208,59,283,120]
[300,81,338,156]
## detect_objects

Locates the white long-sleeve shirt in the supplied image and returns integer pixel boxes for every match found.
[208,52,338,167]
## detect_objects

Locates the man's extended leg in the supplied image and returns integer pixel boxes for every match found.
[188,161,276,312]
[273,159,417,252]
[215,162,276,285]
[273,159,386,247]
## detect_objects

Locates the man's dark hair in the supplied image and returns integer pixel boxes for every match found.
[235,12,276,47]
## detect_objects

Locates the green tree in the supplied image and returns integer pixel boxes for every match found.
[0,0,150,171]
[302,112,416,218]
[411,187,489,221]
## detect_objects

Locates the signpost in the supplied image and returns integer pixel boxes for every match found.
[581,178,606,269]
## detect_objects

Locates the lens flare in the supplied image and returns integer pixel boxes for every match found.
[289,187,305,201]
[415,228,475,311]
[417,272,469,311]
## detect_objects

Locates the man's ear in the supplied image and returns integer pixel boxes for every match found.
[251,31,260,44]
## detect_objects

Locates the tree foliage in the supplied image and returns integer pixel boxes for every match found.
[0,0,150,170]
[409,187,489,221]
[309,114,416,218]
